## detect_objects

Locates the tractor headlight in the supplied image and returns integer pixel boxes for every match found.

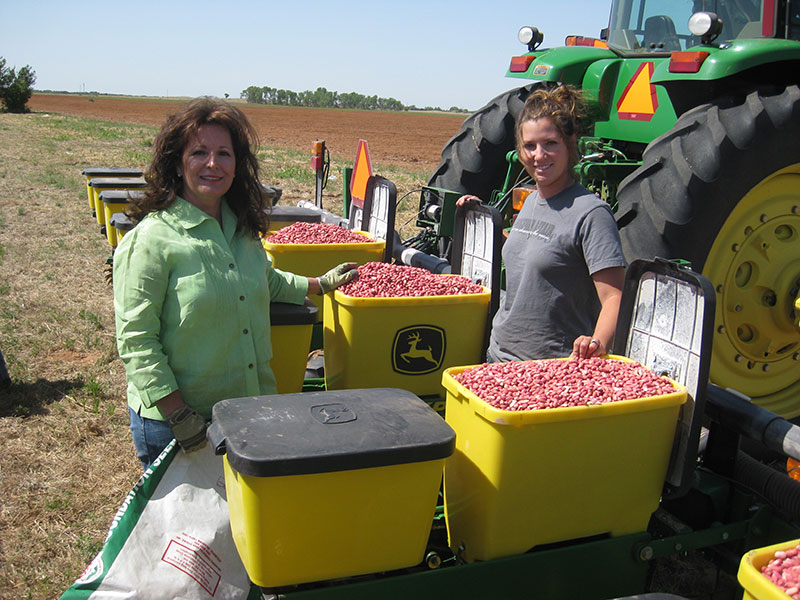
[688,12,723,44]
[518,26,544,50]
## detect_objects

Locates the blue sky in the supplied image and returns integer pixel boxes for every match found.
[1,0,610,111]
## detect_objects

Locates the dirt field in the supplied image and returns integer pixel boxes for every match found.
[28,94,468,173]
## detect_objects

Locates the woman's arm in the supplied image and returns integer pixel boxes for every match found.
[158,389,208,453]
[306,277,322,296]
[156,389,186,416]
[269,263,357,300]
[113,230,179,407]
[572,266,625,358]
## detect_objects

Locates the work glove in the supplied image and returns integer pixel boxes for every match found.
[318,262,359,294]
[165,406,208,454]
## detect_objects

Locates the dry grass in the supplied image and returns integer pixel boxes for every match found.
[0,110,431,600]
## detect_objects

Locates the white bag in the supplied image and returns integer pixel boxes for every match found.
[60,440,259,600]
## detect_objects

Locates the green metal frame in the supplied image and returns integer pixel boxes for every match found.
[266,472,800,599]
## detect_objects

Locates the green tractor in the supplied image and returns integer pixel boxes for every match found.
[420,0,800,419]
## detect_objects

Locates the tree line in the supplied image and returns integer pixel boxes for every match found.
[240,85,467,113]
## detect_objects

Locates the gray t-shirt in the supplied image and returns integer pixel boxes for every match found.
[488,183,625,361]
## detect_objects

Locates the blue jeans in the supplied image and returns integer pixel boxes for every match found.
[129,407,175,472]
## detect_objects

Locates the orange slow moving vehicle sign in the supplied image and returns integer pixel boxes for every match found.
[616,62,658,121]
[350,139,373,209]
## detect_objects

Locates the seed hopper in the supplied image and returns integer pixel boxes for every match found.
[217,189,800,599]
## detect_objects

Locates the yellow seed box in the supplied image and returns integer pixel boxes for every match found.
[738,538,800,600]
[323,284,490,396]
[209,389,455,588]
[441,357,687,562]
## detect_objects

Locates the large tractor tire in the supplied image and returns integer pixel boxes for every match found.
[615,86,800,417]
[427,83,545,201]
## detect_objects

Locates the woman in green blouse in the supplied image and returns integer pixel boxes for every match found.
[114,97,356,470]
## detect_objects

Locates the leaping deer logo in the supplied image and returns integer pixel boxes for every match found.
[400,331,439,366]
[392,325,445,375]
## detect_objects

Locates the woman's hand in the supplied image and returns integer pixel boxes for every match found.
[158,390,207,454]
[165,406,208,454]
[571,335,606,359]
[456,194,482,208]
[314,262,359,295]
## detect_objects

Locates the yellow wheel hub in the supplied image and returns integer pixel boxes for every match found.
[704,166,800,418]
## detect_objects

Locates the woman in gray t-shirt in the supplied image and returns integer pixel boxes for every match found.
[459,85,626,360]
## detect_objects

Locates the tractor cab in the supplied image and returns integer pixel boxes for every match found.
[605,0,800,53]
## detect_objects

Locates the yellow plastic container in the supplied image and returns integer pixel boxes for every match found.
[738,538,800,600]
[268,299,318,394]
[323,284,490,396]
[88,177,146,228]
[441,357,687,563]
[109,213,134,245]
[81,167,142,213]
[208,389,455,588]
[263,231,384,319]
[264,205,322,236]
[100,190,144,247]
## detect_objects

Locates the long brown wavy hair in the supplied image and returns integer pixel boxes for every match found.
[515,84,587,181]
[129,97,270,237]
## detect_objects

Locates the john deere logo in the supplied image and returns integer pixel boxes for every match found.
[392,325,445,375]
[311,403,356,424]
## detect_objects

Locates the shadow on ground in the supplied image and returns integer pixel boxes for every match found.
[0,378,91,417]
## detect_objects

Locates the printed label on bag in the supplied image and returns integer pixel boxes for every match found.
[162,532,222,596]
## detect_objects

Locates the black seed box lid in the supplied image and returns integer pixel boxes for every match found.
[208,388,455,478]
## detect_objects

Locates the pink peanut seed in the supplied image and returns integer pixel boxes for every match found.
[266,221,373,244]
[762,542,800,599]
[453,357,677,411]
[338,262,484,298]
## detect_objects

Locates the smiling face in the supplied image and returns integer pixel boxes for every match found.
[178,124,236,215]
[518,117,575,198]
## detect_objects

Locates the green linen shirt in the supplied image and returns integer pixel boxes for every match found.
[113,196,309,420]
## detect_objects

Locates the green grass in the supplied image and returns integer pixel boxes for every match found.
[37,167,72,189]
[81,377,103,406]
[46,490,74,511]
[273,163,315,182]
[46,115,151,141]
[121,148,152,165]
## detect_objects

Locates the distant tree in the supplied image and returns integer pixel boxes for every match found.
[262,86,276,103]
[0,57,36,113]
[378,97,403,111]
[310,87,336,108]
[338,91,360,109]
[242,86,264,104]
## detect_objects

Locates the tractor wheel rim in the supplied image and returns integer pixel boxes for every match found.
[705,165,800,410]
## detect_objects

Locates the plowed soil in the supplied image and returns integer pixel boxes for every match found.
[29,94,468,172]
